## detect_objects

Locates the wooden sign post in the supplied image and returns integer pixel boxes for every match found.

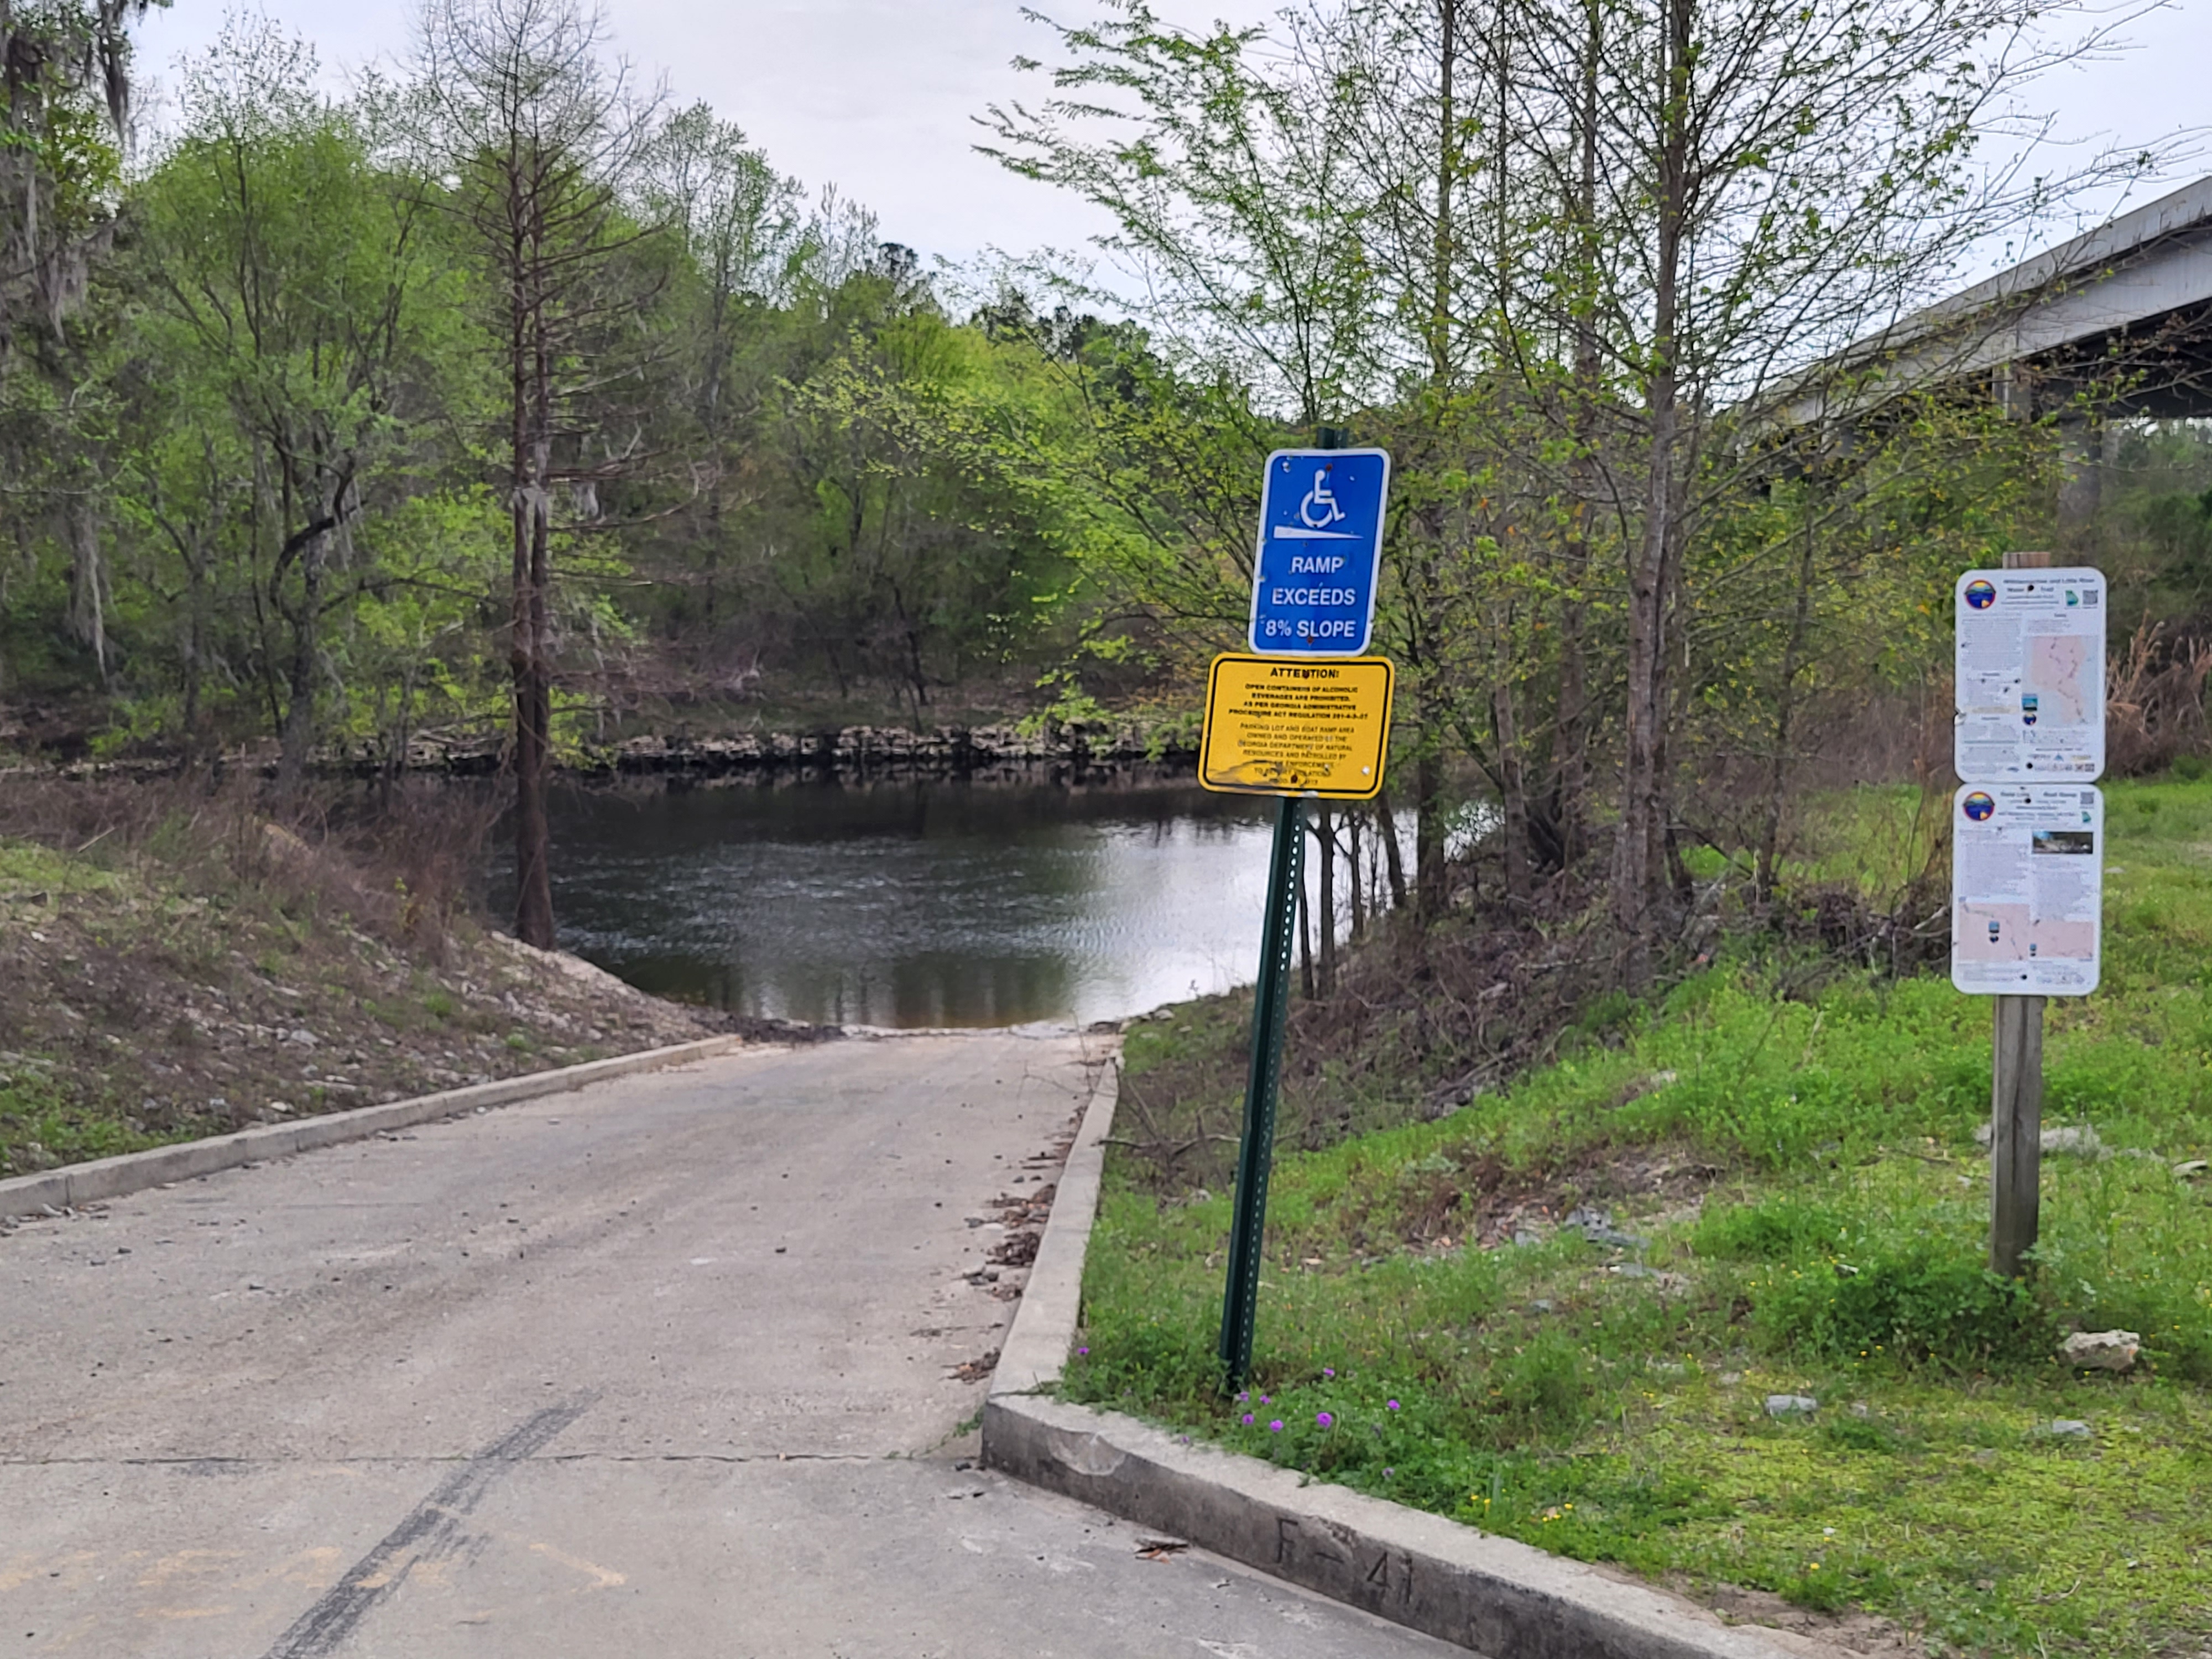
[1986,548,2051,1279]
[1954,547,2111,1276]
[1989,549,2049,1276]
[1989,987,2046,1277]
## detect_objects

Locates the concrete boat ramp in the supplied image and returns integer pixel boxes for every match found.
[0,1032,1455,1657]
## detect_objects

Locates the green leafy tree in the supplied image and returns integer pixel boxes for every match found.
[130,18,471,787]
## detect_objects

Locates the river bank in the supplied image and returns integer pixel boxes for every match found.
[0,763,1278,1176]
[2,714,1201,786]
[0,780,817,1182]
[1069,775,2212,1659]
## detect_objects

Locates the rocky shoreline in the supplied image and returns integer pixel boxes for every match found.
[5,718,1201,786]
[564,718,1194,782]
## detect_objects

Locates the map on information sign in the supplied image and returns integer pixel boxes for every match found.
[1954,567,2106,781]
[1950,784,2103,996]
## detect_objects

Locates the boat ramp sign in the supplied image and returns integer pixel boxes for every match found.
[1212,442,1396,1388]
[1248,448,1390,656]
[1951,559,2106,999]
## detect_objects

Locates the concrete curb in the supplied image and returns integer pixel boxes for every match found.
[0,1035,745,1220]
[995,1048,1120,1395]
[982,1065,1839,1659]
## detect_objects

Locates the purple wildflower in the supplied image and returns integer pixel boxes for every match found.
[1316,1411,1334,1428]
[1322,1367,1335,1378]
[1386,1399,1401,1411]
[1076,1346,1089,1356]
[1241,1413,1254,1425]
[1269,1420,1285,1433]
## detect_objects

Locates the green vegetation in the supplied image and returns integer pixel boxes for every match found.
[1070,777,2212,1657]
[0,5,1115,783]
[1,0,2207,986]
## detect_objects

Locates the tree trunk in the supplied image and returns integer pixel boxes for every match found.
[1428,0,1456,387]
[702,285,728,631]
[1415,738,1447,922]
[1403,0,1454,934]
[1317,804,1337,997]
[65,500,107,685]
[274,512,334,799]
[1376,787,1408,912]
[1659,462,1694,909]
[1612,0,1692,984]
[1552,581,1589,867]
[1553,7,1600,870]
[511,283,557,950]
[180,525,210,760]
[1616,424,1673,967]
[1493,631,1532,904]
[1347,810,1366,940]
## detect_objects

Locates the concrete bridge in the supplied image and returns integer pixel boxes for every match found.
[1776,173,2212,521]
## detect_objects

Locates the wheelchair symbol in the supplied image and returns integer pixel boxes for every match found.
[1298,469,1347,531]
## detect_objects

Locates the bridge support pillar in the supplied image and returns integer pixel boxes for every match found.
[2055,414,2112,530]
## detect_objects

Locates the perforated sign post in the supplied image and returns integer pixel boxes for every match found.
[1952,552,2106,1277]
[1215,434,1394,1392]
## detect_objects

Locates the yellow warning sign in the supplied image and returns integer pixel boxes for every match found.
[1200,654,1394,799]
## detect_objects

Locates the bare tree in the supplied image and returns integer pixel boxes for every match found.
[639,103,802,634]
[411,0,659,948]
[1500,0,2162,975]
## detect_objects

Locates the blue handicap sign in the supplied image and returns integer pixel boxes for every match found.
[1248,447,1390,656]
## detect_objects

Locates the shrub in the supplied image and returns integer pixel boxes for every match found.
[1755,1248,2054,1372]
[1694,1196,1849,1261]
[1481,1327,1597,1441]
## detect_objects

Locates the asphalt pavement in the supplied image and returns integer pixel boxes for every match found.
[0,1031,1462,1658]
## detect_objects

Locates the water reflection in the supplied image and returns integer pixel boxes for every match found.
[533,779,1282,1029]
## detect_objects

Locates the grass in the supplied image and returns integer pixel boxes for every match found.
[1069,774,2212,1658]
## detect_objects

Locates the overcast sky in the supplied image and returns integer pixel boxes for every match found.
[134,0,2210,284]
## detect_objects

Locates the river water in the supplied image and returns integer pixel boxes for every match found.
[529,779,1291,1029]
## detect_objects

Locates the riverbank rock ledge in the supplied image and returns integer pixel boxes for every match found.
[6,717,1194,784]
[587,721,1187,779]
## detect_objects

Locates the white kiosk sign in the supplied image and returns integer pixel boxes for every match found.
[1950,784,2103,997]
[1954,567,2106,781]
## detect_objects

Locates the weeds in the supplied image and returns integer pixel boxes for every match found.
[0,772,712,1175]
[1076,774,2212,1656]
[0,771,499,958]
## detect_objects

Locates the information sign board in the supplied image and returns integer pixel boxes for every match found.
[1954,567,2106,781]
[1950,784,2103,996]
[1248,448,1391,656]
[1200,654,1394,799]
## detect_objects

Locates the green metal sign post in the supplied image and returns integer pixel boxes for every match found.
[1216,425,1375,1392]
[1217,792,1306,1389]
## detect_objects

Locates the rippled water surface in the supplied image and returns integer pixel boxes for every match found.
[534,780,1285,1029]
